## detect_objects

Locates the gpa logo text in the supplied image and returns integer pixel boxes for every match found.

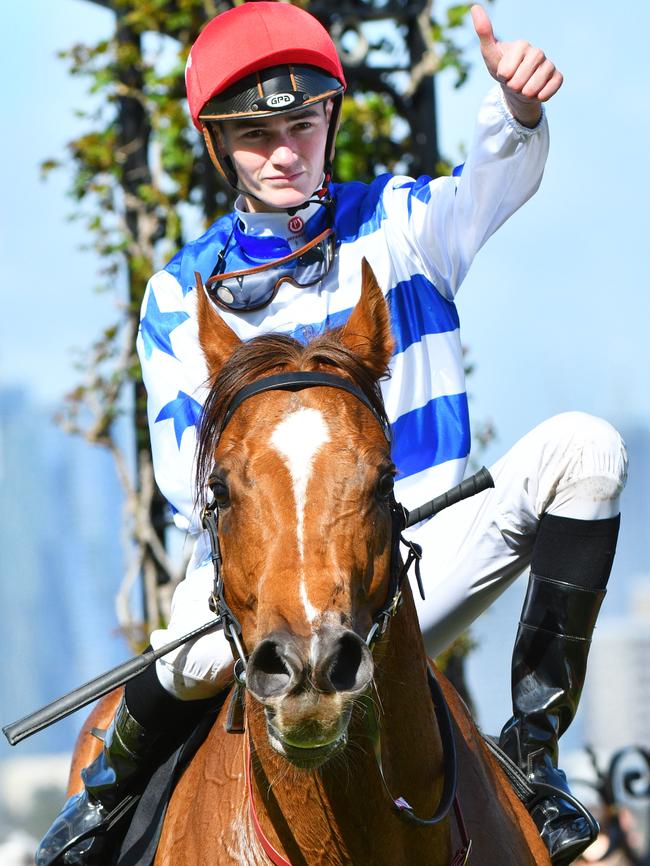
[267,93,296,108]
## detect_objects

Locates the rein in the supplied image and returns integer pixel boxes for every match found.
[201,370,480,865]
[359,669,472,865]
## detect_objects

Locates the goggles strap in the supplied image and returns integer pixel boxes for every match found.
[205,227,334,286]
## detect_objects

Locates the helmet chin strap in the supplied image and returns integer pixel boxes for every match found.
[286,174,333,215]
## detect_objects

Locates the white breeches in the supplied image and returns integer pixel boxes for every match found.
[151,412,628,699]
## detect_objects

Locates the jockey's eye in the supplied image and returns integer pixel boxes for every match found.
[376,471,395,500]
[208,476,231,507]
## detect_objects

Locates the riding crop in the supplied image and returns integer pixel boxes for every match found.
[3,466,493,747]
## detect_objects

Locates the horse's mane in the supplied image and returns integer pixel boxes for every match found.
[196,329,390,507]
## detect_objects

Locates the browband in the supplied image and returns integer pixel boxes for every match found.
[219,371,391,444]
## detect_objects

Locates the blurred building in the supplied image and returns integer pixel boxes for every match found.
[0,387,128,759]
[465,423,650,748]
[0,754,69,849]
[583,581,650,753]
[0,830,38,866]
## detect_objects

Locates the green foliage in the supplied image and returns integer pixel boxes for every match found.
[47,1,211,451]
[435,631,478,671]
[433,0,494,87]
[54,15,203,282]
[433,632,479,714]
[335,93,402,184]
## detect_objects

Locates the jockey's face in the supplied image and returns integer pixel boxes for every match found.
[218,101,332,212]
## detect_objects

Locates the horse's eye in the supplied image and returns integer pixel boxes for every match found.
[209,478,230,507]
[376,472,395,500]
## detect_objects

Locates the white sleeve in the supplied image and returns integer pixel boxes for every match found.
[137,269,209,534]
[383,85,550,299]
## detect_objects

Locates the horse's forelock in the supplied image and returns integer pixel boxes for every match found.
[195,330,389,508]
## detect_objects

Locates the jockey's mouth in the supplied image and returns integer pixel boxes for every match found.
[263,171,305,183]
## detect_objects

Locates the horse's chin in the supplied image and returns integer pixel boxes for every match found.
[264,704,353,769]
[267,727,348,769]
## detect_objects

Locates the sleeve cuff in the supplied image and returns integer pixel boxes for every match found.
[493,84,546,138]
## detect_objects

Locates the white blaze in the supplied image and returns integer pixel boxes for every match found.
[270,407,330,622]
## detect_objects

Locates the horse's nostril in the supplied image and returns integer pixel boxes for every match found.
[247,637,301,699]
[328,633,363,692]
[318,630,374,694]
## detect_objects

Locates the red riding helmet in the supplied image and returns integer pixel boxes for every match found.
[185,2,346,190]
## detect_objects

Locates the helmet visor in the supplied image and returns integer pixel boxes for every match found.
[199,65,343,122]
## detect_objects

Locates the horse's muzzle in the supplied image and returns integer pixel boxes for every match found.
[245,626,374,767]
[247,626,373,699]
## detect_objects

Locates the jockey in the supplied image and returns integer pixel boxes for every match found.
[37,4,626,865]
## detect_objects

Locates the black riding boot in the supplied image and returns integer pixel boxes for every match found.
[499,513,620,866]
[35,693,162,866]
[35,662,218,866]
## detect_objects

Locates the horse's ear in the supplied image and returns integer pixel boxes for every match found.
[195,273,242,377]
[340,258,394,377]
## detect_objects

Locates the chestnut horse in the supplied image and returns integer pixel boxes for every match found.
[69,262,550,865]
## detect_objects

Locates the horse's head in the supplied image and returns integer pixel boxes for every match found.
[196,260,396,768]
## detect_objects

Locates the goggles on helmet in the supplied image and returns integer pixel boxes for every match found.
[197,227,336,313]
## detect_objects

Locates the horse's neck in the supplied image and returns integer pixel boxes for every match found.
[372,583,445,801]
[247,583,452,866]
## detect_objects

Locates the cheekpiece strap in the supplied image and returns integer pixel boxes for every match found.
[201,503,247,673]
[366,498,420,650]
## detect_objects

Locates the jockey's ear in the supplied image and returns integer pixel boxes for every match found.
[340,258,394,378]
[195,272,242,377]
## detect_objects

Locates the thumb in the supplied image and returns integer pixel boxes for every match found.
[471,5,502,73]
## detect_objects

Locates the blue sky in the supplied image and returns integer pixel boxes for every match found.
[439,1,650,461]
[2,1,649,740]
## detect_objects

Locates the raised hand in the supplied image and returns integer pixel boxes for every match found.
[471,4,563,127]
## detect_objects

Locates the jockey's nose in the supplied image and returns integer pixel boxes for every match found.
[246,628,374,701]
[269,139,299,167]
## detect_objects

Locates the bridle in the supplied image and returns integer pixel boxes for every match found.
[201,370,416,674]
[200,369,487,865]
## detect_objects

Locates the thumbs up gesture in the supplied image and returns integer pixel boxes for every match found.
[471,5,563,127]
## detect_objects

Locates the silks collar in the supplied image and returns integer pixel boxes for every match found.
[229,203,331,265]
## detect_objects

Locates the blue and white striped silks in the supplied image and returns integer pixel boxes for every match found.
[137,86,549,532]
